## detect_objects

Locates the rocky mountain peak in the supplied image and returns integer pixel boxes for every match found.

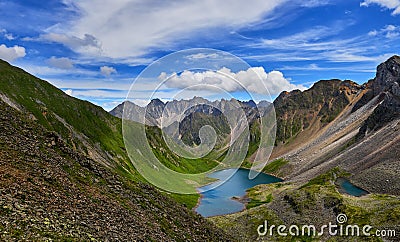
[241,100,257,108]
[148,98,165,107]
[374,55,400,96]
[356,55,400,138]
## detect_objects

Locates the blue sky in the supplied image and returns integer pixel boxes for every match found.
[0,0,399,110]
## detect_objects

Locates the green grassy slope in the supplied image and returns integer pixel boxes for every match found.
[145,125,219,174]
[0,59,137,178]
[0,60,232,181]
[0,98,233,241]
[0,60,215,206]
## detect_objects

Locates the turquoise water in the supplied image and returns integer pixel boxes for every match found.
[195,168,282,217]
[337,178,368,197]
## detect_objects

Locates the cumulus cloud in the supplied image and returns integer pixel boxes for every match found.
[360,0,400,15]
[47,56,74,69]
[0,44,26,62]
[100,66,117,76]
[158,67,306,95]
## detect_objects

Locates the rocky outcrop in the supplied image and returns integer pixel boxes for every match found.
[110,100,145,123]
[357,55,400,138]
[374,55,400,96]
[111,97,265,149]
[273,79,362,144]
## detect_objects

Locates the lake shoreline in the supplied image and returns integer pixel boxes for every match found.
[194,168,283,217]
[335,177,369,197]
[193,167,277,213]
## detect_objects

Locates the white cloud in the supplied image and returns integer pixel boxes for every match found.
[247,21,398,63]
[21,63,97,77]
[0,44,26,62]
[100,66,117,76]
[360,0,400,15]
[368,30,378,36]
[70,89,127,98]
[368,25,400,39]
[280,63,376,72]
[0,29,15,40]
[384,24,396,31]
[158,67,306,95]
[185,53,220,60]
[52,0,288,59]
[4,33,15,40]
[48,77,147,91]
[64,89,73,96]
[129,99,150,107]
[102,100,127,111]
[47,56,74,69]
[301,0,331,7]
[25,33,102,55]
[383,24,400,38]
[251,26,376,62]
[255,25,353,51]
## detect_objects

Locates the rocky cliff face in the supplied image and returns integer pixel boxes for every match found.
[357,55,400,138]
[266,56,400,196]
[273,79,362,144]
[374,55,400,96]
[110,100,145,124]
[111,97,265,148]
[111,97,261,127]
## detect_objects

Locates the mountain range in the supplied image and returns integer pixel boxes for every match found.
[0,55,399,241]
[111,56,400,195]
[111,55,400,240]
[209,56,400,241]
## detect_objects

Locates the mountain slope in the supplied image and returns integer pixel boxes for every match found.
[211,168,400,241]
[268,56,400,193]
[0,60,232,241]
[179,106,230,146]
[0,59,131,174]
[110,57,400,193]
[210,56,400,241]
[272,79,364,155]
[112,97,263,175]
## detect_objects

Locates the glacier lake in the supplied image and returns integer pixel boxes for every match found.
[337,178,369,197]
[195,168,282,217]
